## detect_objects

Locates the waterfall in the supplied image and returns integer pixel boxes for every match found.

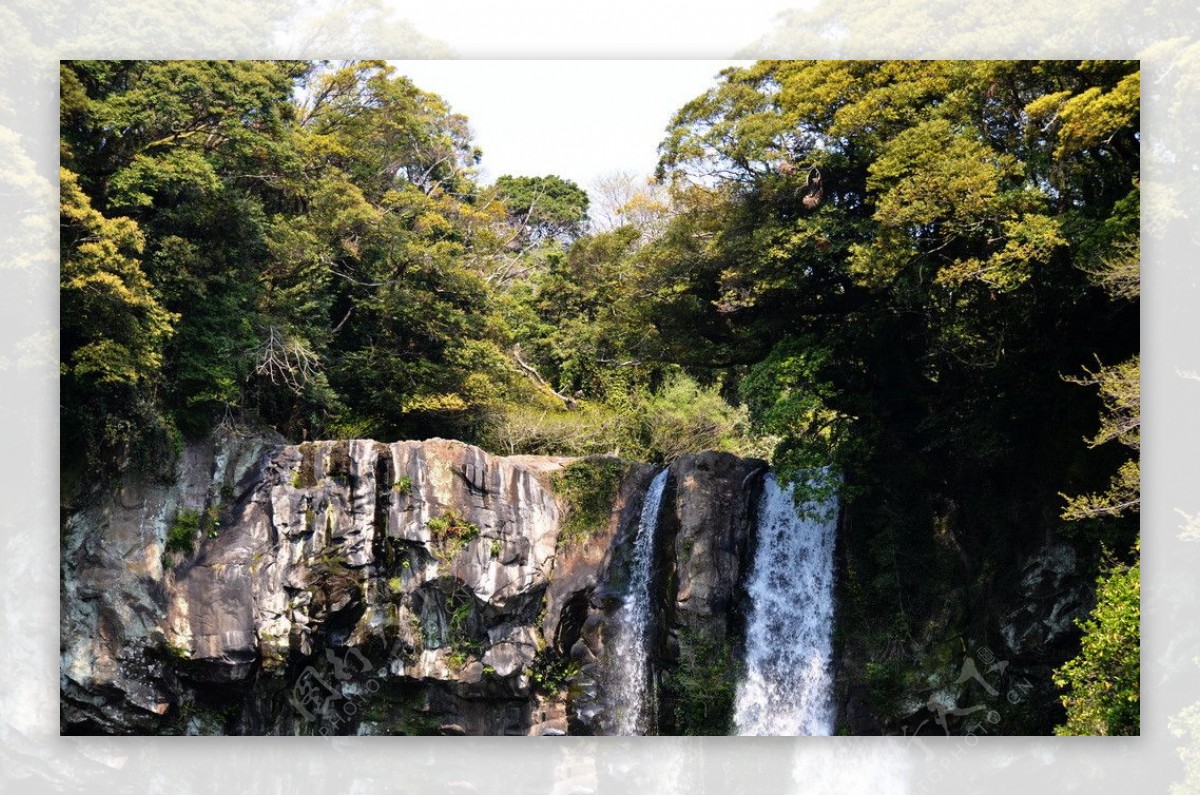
[609,468,670,736]
[735,473,838,736]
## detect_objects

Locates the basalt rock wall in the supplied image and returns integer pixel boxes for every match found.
[61,433,766,736]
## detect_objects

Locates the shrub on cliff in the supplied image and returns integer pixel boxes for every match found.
[1054,544,1140,735]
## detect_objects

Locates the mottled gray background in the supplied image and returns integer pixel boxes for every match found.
[1,1,1191,792]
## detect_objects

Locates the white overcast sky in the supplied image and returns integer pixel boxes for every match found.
[389,60,752,193]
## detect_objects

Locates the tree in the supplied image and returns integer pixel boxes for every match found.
[290,62,518,440]
[1053,548,1140,735]
[60,166,177,467]
[60,167,174,390]
[651,58,1139,497]
[61,60,533,451]
[61,59,307,437]
[588,170,671,237]
[494,174,590,246]
[1060,355,1140,520]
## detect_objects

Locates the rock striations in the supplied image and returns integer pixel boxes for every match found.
[61,434,769,736]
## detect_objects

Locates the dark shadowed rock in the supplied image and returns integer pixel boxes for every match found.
[657,452,767,735]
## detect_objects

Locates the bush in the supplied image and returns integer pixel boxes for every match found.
[427,509,479,561]
[481,400,633,457]
[640,372,770,463]
[530,647,580,694]
[1054,542,1140,735]
[553,457,629,546]
[165,508,201,556]
[441,591,483,669]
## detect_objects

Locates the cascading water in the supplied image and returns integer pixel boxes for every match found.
[608,468,670,736]
[735,472,838,736]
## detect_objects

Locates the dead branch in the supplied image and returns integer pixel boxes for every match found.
[511,345,576,408]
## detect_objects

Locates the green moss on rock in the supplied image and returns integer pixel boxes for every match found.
[553,456,629,547]
[662,627,737,735]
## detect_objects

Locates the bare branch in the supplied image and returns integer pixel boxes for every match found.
[511,345,576,408]
[251,326,321,395]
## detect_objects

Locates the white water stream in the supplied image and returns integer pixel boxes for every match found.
[735,473,838,736]
[609,468,670,736]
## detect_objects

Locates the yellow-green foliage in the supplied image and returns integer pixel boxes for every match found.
[441,593,482,668]
[1061,355,1140,521]
[1028,70,1140,159]
[482,399,632,458]
[1054,545,1140,735]
[639,372,766,462]
[60,167,177,388]
[427,509,479,561]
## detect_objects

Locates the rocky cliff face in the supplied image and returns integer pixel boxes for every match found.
[61,434,767,736]
[61,432,1088,736]
[831,499,1093,737]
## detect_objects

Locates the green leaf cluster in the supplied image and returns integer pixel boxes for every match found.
[494,174,590,246]
[165,508,201,556]
[1054,548,1140,735]
[426,509,479,561]
[530,646,581,694]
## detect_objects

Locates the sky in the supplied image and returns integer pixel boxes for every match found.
[389,60,752,194]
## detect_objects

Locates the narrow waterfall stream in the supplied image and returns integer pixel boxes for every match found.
[735,473,838,736]
[609,468,670,736]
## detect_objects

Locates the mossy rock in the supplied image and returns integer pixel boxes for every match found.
[553,456,630,547]
[327,441,353,485]
[296,442,318,489]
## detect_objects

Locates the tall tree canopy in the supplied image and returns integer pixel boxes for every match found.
[645,61,1138,502]
[61,60,524,472]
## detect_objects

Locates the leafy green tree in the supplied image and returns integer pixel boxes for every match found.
[494,174,590,246]
[61,60,531,451]
[1054,549,1140,735]
[60,168,174,390]
[61,59,307,437]
[60,166,177,468]
[290,62,517,440]
[652,56,1138,509]
[515,226,653,397]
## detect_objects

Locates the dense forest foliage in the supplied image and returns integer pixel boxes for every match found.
[60,59,1139,734]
